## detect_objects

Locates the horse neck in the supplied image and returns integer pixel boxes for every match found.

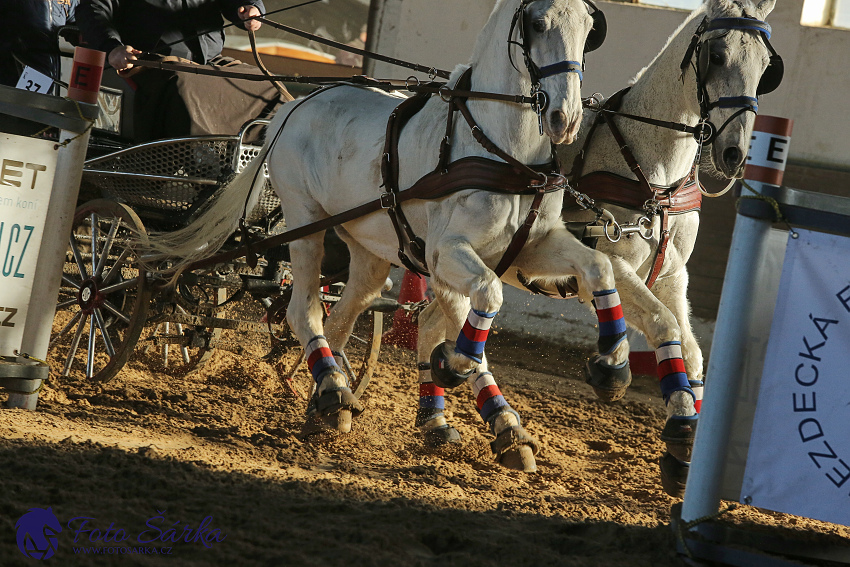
[457,4,553,165]
[587,16,704,186]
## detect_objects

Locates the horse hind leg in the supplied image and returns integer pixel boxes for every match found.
[287,232,363,434]
[415,300,461,448]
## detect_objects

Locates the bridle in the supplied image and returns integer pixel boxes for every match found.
[508,0,607,134]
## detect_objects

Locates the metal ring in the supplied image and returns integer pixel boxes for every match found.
[532,89,549,112]
[530,173,549,188]
[638,216,654,239]
[405,76,420,89]
[603,219,622,243]
[694,120,715,146]
[428,68,438,80]
[439,85,453,102]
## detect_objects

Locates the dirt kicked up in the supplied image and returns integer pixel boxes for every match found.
[1,331,847,566]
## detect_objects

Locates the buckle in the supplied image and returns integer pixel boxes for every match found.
[380,192,397,209]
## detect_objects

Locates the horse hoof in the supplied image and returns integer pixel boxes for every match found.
[498,445,538,473]
[490,425,540,473]
[423,425,462,448]
[661,416,698,461]
[430,342,473,389]
[584,356,631,402]
[324,409,352,433]
[659,451,689,498]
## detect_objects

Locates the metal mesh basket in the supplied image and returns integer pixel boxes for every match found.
[82,123,281,227]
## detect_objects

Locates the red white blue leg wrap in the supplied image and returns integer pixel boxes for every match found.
[472,371,519,432]
[656,341,695,405]
[592,289,627,355]
[416,362,446,423]
[306,335,340,385]
[454,308,497,363]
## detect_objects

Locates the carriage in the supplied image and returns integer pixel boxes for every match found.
[49,111,396,401]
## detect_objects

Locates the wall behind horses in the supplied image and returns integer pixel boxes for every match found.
[370,0,850,350]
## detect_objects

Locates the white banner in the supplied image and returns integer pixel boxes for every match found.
[0,134,59,356]
[742,228,850,527]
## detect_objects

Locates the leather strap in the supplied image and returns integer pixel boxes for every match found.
[493,186,547,278]
[646,208,670,288]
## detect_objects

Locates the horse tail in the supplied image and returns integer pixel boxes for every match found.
[134,143,271,283]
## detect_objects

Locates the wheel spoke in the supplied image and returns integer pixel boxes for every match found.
[94,309,116,357]
[90,213,99,279]
[102,248,131,287]
[61,274,82,290]
[70,230,90,280]
[163,322,170,367]
[93,219,119,279]
[100,299,131,326]
[50,310,82,349]
[176,323,191,364]
[61,312,87,377]
[57,297,79,310]
[100,277,139,295]
[86,315,96,378]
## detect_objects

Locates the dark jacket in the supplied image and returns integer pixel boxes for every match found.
[76,0,265,65]
[0,0,78,87]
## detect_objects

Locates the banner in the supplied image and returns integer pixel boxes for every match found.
[0,134,59,356]
[742,228,850,527]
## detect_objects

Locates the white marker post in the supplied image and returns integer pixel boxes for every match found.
[681,115,793,523]
[2,47,104,409]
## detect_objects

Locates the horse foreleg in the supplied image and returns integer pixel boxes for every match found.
[415,300,461,447]
[609,257,697,496]
[429,242,538,472]
[288,232,363,433]
[516,228,631,400]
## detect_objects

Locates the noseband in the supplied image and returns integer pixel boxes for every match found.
[680,15,782,146]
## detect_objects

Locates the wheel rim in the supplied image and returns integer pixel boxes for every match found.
[50,199,151,382]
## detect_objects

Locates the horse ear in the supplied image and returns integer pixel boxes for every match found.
[755,0,777,17]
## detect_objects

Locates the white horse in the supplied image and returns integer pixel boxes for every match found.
[416,0,782,494]
[136,0,622,473]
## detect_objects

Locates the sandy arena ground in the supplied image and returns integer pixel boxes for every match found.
[1,320,848,566]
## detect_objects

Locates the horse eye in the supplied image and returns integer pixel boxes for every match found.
[709,52,724,66]
[532,19,547,33]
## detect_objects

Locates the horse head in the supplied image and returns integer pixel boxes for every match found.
[684,0,781,179]
[492,0,606,145]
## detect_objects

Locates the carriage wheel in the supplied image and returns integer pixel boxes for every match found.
[49,199,151,382]
[277,298,383,402]
[136,285,226,376]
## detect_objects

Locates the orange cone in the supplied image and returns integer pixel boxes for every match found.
[382,270,428,350]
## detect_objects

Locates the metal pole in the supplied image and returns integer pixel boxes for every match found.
[681,115,793,523]
[6,47,103,409]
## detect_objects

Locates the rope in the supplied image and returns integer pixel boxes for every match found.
[738,180,799,238]
[675,502,738,559]
[54,98,94,148]
[14,350,48,365]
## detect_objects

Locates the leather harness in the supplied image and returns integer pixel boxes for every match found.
[569,88,703,288]
[380,67,562,277]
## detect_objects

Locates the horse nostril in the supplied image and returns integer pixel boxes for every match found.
[723,147,743,169]
[549,110,566,127]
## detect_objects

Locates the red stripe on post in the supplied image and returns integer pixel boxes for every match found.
[754,115,794,138]
[742,163,785,185]
[67,47,105,104]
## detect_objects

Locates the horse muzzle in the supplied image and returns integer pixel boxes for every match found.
[545,109,581,145]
